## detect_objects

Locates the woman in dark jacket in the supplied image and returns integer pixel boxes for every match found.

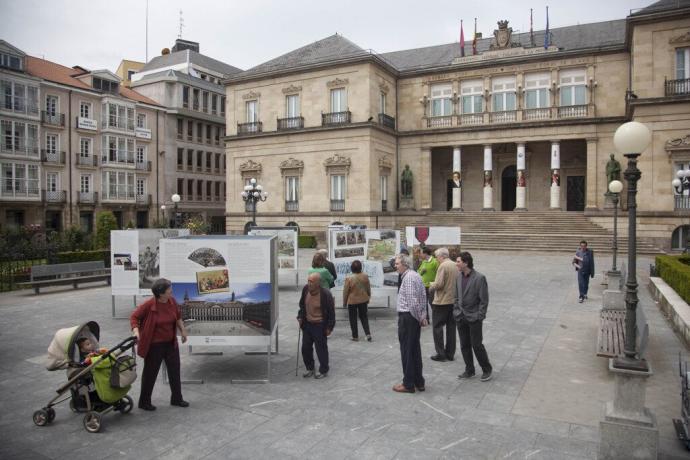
[130,278,189,411]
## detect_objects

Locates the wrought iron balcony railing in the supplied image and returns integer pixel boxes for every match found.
[41,111,65,127]
[675,195,690,210]
[136,161,152,171]
[237,121,262,135]
[277,117,305,130]
[322,111,351,126]
[42,190,66,203]
[77,191,98,204]
[41,150,66,164]
[330,199,345,211]
[381,199,387,212]
[285,200,299,212]
[76,152,98,167]
[665,77,690,96]
[378,113,396,130]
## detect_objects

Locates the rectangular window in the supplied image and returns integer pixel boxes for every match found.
[430,83,452,116]
[211,94,218,115]
[45,95,57,116]
[559,68,587,106]
[27,87,38,114]
[380,175,388,201]
[330,175,345,200]
[187,149,193,169]
[206,152,212,170]
[197,122,203,143]
[0,52,23,70]
[206,181,212,199]
[206,125,211,143]
[80,174,90,193]
[187,179,194,199]
[524,73,550,109]
[45,134,58,154]
[330,88,347,112]
[46,172,58,192]
[177,118,183,139]
[215,153,221,170]
[136,145,145,164]
[492,76,517,112]
[196,150,203,170]
[202,91,209,112]
[215,181,221,199]
[286,176,299,201]
[80,138,91,157]
[177,148,184,169]
[197,180,203,198]
[177,178,184,195]
[182,86,189,108]
[380,92,387,115]
[676,48,690,80]
[136,178,145,196]
[246,100,258,122]
[136,113,146,128]
[187,120,193,141]
[461,80,483,114]
[80,101,91,118]
[193,89,200,110]
[286,94,299,117]
[214,126,220,145]
[220,97,226,116]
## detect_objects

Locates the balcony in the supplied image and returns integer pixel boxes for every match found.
[101,189,135,201]
[237,121,263,135]
[101,150,135,166]
[459,113,484,126]
[665,78,690,97]
[77,191,98,204]
[136,161,152,172]
[76,116,97,131]
[322,111,351,126]
[102,115,134,132]
[76,152,98,167]
[277,116,305,131]
[378,113,396,130]
[675,195,690,210]
[523,108,551,121]
[136,194,152,205]
[285,200,299,212]
[0,143,39,158]
[330,199,345,211]
[427,116,453,128]
[41,150,66,165]
[490,111,517,123]
[41,111,65,127]
[0,180,40,199]
[43,190,66,203]
[558,105,588,118]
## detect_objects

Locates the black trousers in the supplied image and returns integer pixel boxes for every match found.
[348,302,371,338]
[431,304,456,358]
[301,321,329,374]
[139,342,183,406]
[398,312,424,390]
[456,318,492,374]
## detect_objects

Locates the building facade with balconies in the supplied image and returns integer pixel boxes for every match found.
[223,1,690,250]
[130,39,241,233]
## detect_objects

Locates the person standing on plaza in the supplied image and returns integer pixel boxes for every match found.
[343,260,372,342]
[317,248,337,288]
[393,253,428,393]
[130,278,189,411]
[297,272,335,379]
[572,240,595,303]
[454,252,493,382]
[417,246,438,318]
[308,252,334,290]
[428,248,457,362]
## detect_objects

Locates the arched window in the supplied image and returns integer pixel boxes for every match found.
[243,221,255,235]
[286,221,299,233]
[331,221,342,226]
[671,225,690,251]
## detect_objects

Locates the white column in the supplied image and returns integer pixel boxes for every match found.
[452,146,462,210]
[550,141,561,209]
[515,143,527,210]
[483,144,493,210]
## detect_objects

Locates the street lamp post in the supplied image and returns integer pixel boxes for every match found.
[160,204,166,227]
[612,121,651,371]
[241,178,268,226]
[608,180,623,272]
[171,193,181,228]
[672,168,690,253]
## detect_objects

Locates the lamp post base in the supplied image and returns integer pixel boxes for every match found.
[603,270,625,310]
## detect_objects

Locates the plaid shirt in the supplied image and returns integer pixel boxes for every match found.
[396,269,428,323]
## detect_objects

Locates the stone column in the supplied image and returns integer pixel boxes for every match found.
[419,147,432,210]
[483,144,494,210]
[515,143,527,211]
[586,138,598,210]
[550,141,561,209]
[452,146,462,210]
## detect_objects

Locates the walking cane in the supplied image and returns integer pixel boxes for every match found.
[295,326,301,376]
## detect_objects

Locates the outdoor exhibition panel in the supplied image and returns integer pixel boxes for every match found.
[404,226,461,247]
[248,226,299,286]
[110,229,189,296]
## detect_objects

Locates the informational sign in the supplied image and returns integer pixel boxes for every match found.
[111,229,189,296]
[160,235,278,344]
[248,226,298,271]
[405,226,461,246]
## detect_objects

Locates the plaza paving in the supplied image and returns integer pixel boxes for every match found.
[1,250,689,459]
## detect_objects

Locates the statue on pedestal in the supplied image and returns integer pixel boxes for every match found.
[551,169,560,187]
[606,154,621,184]
[517,170,526,187]
[484,170,492,187]
[401,164,413,198]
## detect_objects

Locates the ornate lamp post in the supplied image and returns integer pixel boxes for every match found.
[608,180,623,272]
[171,193,181,228]
[672,168,690,253]
[612,121,651,371]
[241,178,268,226]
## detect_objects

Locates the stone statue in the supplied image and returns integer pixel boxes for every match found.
[451,171,462,188]
[552,169,560,187]
[517,170,526,187]
[484,170,492,187]
[401,164,413,198]
[606,154,621,184]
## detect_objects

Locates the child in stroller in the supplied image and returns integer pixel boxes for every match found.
[33,321,137,433]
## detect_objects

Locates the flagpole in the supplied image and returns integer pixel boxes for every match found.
[530,8,534,47]
[544,6,550,49]
[473,18,477,55]
[460,19,465,57]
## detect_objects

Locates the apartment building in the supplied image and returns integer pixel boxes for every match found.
[130,39,242,233]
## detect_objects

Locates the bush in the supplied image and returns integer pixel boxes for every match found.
[94,211,119,249]
[56,250,110,266]
[298,235,317,248]
[184,215,210,235]
[656,254,690,304]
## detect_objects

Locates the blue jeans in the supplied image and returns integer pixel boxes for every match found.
[577,270,591,297]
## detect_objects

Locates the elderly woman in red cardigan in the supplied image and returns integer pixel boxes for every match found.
[130,278,189,411]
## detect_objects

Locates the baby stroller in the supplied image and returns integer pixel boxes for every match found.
[33,321,137,433]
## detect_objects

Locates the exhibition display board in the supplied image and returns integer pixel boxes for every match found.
[405,226,462,262]
[159,235,278,347]
[248,226,298,271]
[110,229,190,296]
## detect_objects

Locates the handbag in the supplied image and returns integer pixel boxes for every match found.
[110,355,137,388]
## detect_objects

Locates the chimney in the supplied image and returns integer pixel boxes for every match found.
[172,39,199,53]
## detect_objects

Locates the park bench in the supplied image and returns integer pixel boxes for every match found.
[597,305,649,360]
[17,261,110,294]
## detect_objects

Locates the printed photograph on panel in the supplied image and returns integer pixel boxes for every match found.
[196,269,230,294]
[280,258,295,269]
[346,232,356,245]
[366,239,396,263]
[334,247,365,258]
[277,233,295,257]
[356,230,366,244]
[336,232,347,247]
[139,229,187,290]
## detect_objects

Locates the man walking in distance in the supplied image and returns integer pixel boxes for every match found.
[393,253,428,393]
[454,252,493,382]
[572,240,595,303]
[297,272,335,379]
[428,248,456,362]
[417,247,438,317]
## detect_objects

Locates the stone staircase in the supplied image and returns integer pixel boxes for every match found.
[404,211,663,254]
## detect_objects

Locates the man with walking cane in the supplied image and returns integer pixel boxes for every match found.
[297,272,335,379]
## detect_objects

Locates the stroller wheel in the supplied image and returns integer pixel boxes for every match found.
[119,395,133,414]
[47,408,56,422]
[33,409,49,426]
[83,412,102,433]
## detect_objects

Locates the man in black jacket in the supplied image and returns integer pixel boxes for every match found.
[297,272,336,379]
[318,249,337,288]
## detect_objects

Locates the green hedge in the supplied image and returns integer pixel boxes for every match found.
[656,254,690,304]
[56,250,110,267]
[298,235,317,249]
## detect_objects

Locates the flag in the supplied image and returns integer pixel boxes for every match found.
[530,8,534,47]
[544,6,550,49]
[460,20,465,57]
[472,18,477,55]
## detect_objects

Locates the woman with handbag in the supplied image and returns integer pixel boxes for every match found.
[343,260,372,341]
[130,278,189,411]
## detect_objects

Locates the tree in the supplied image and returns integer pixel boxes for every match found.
[94,211,119,249]
[184,215,210,235]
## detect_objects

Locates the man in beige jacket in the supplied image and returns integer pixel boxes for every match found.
[428,247,457,362]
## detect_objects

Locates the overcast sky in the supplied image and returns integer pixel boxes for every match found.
[3,0,652,72]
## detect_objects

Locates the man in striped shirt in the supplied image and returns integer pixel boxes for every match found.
[393,253,429,393]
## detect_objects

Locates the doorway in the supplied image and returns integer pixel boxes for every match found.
[501,165,517,211]
[567,176,585,211]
